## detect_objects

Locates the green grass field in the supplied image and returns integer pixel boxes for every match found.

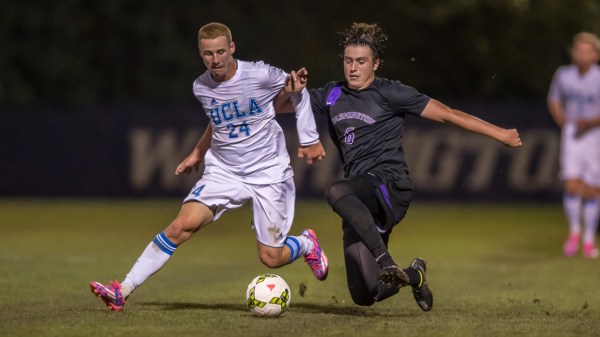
[1,199,599,337]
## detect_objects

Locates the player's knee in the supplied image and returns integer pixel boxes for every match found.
[325,181,353,207]
[164,219,197,244]
[349,289,375,306]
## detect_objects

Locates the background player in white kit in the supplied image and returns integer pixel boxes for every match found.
[548,32,600,258]
[89,22,329,311]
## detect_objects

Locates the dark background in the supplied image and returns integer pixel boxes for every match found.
[2,0,599,200]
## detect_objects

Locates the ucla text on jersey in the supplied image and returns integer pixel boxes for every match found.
[207,98,263,126]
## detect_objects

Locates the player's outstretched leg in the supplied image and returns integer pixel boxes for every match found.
[89,280,127,311]
[302,229,329,281]
[408,258,433,311]
[378,265,409,290]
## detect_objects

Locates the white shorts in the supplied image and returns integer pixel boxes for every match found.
[560,123,600,187]
[183,169,295,248]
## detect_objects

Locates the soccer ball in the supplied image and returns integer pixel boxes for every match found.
[245,273,291,317]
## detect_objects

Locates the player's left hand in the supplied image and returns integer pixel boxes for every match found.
[175,152,202,175]
[576,118,596,137]
[298,141,326,165]
[501,128,522,147]
[284,68,308,94]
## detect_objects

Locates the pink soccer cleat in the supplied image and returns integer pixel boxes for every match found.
[302,229,329,281]
[563,234,579,257]
[89,280,127,311]
[583,243,599,259]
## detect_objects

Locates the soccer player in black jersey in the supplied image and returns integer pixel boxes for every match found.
[278,22,522,311]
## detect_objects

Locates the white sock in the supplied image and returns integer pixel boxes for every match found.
[283,234,313,263]
[563,194,582,236]
[296,234,313,256]
[121,232,177,297]
[583,199,600,245]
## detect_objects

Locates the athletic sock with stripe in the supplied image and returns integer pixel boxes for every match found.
[284,235,312,263]
[121,231,178,297]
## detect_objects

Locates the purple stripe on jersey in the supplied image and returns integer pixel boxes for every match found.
[379,184,393,211]
[326,85,342,106]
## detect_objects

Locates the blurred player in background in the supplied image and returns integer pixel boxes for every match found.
[89,22,328,311]
[548,32,600,258]
[281,22,522,311]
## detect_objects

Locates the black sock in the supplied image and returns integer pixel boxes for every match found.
[403,267,421,287]
[331,194,395,267]
[375,253,395,267]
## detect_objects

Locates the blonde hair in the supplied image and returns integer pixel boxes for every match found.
[198,22,232,46]
[572,32,600,53]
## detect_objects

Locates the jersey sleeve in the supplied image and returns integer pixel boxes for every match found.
[192,73,210,117]
[547,67,563,104]
[292,87,320,145]
[309,81,338,116]
[384,80,430,116]
[265,63,319,145]
[265,62,287,92]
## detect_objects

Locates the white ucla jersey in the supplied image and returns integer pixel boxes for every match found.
[193,60,293,184]
[548,64,600,124]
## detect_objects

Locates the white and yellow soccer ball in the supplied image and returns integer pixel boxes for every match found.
[245,273,291,317]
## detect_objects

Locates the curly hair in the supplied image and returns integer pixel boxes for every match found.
[339,22,388,63]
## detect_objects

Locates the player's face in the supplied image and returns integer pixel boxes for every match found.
[199,36,236,82]
[571,41,599,69]
[343,45,380,90]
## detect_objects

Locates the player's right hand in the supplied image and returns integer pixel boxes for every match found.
[501,128,522,147]
[175,155,202,175]
[284,68,308,94]
[298,142,326,165]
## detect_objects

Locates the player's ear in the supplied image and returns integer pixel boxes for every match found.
[230,41,236,55]
[373,58,380,71]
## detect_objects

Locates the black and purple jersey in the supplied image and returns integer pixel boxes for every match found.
[310,77,430,180]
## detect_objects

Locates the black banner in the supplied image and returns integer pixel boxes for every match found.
[0,101,561,201]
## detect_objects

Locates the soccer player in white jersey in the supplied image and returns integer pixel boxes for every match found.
[548,32,600,258]
[89,22,329,311]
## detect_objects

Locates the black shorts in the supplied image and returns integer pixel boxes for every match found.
[343,172,413,233]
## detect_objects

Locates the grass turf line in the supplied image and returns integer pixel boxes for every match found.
[0,199,598,337]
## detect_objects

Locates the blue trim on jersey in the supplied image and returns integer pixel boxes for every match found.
[563,193,580,201]
[326,85,342,106]
[152,232,177,256]
[284,236,300,263]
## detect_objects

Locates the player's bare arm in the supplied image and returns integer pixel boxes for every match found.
[175,124,212,175]
[547,100,566,128]
[421,99,522,147]
[272,67,325,164]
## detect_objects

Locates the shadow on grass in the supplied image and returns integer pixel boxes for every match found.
[138,301,414,317]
